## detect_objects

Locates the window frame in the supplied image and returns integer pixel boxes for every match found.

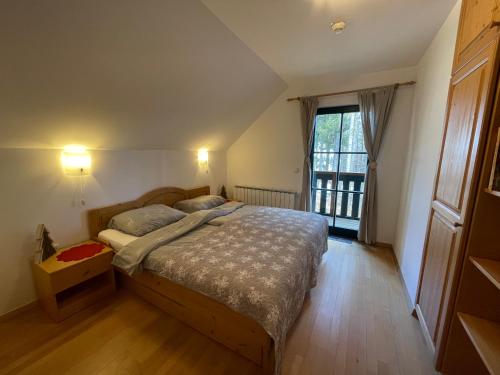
[311,105,367,238]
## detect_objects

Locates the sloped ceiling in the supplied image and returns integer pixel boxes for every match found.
[0,0,286,151]
[202,0,457,82]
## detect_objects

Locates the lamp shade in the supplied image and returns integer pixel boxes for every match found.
[61,145,91,176]
[198,148,208,163]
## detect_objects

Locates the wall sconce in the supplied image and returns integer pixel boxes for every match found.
[61,145,91,206]
[61,145,91,176]
[198,148,209,173]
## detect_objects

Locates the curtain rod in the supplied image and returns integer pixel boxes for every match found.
[286,81,416,102]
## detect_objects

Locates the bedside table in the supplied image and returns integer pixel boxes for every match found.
[32,240,115,322]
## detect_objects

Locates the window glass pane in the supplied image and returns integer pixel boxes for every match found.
[311,188,335,215]
[314,113,341,152]
[313,189,322,213]
[357,193,364,218]
[313,152,338,172]
[339,154,366,192]
[312,153,338,190]
[341,112,365,152]
[325,190,332,214]
[335,192,363,230]
[339,153,368,173]
[336,192,342,215]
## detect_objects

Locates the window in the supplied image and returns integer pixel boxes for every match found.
[311,105,367,238]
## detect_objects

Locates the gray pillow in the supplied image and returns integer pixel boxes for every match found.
[108,204,186,236]
[173,195,225,213]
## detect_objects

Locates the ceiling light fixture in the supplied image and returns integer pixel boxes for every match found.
[330,20,347,34]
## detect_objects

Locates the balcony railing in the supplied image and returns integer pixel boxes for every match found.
[312,171,365,223]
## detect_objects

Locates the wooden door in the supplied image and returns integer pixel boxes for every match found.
[418,211,462,343]
[416,36,499,365]
[435,41,498,224]
[454,1,500,73]
[456,0,499,56]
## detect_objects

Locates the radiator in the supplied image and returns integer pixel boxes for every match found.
[233,185,297,209]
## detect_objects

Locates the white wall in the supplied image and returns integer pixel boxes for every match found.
[0,148,226,315]
[227,67,416,244]
[394,1,461,304]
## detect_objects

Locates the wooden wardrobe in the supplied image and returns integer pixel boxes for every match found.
[415,0,500,373]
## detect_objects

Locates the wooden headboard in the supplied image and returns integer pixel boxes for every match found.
[87,186,210,239]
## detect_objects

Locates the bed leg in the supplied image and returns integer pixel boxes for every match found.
[261,340,275,375]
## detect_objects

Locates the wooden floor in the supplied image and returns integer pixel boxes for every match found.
[0,240,438,375]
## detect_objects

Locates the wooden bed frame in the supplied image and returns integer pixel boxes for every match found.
[87,186,275,374]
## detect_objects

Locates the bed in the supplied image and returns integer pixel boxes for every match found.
[88,186,328,374]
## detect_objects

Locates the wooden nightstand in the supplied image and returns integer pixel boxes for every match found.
[32,240,115,322]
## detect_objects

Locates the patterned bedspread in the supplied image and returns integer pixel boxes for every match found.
[142,206,329,373]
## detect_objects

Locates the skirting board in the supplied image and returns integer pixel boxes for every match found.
[385,245,418,317]
[375,241,393,249]
[415,303,437,354]
[0,300,38,323]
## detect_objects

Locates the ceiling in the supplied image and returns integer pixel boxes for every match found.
[202,0,458,82]
[0,0,457,151]
[0,0,286,151]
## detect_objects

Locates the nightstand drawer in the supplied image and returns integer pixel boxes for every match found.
[50,251,113,293]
